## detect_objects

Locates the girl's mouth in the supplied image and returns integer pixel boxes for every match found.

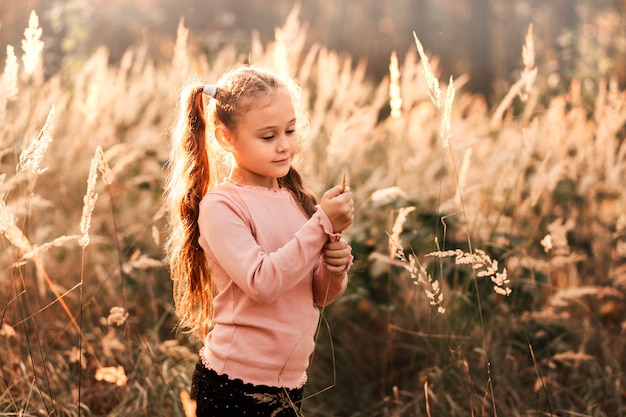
[274,157,291,164]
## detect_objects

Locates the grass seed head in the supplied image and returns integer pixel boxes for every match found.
[2,45,19,100]
[17,104,55,175]
[79,147,102,248]
[413,32,441,109]
[21,10,44,82]
[389,51,403,118]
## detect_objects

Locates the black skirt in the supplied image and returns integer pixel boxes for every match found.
[190,361,305,417]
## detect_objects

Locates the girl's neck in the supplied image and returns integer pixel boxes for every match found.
[229,169,279,190]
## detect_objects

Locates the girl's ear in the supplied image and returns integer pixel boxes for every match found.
[215,126,235,152]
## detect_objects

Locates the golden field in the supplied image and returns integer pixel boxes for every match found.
[2,7,626,417]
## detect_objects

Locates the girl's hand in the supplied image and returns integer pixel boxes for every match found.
[323,238,352,274]
[320,185,354,233]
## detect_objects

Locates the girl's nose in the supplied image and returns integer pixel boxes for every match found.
[276,135,291,152]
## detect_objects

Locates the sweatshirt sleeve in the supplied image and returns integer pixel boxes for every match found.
[199,193,336,304]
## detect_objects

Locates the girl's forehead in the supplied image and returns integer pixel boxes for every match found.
[243,88,295,120]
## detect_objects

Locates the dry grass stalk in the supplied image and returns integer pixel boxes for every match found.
[424,379,432,417]
[11,281,81,325]
[388,206,416,257]
[388,207,446,314]
[96,146,112,185]
[370,186,408,207]
[79,146,102,248]
[427,249,512,296]
[17,104,55,175]
[85,83,100,125]
[454,147,472,208]
[0,200,33,253]
[172,18,190,79]
[521,23,536,101]
[21,10,44,83]
[273,28,290,77]
[272,3,306,77]
[406,252,446,313]
[2,45,19,100]
[413,32,441,109]
[440,76,455,148]
[389,51,403,118]
[40,266,103,364]
[18,235,80,262]
[122,250,164,274]
[549,285,622,309]
[550,351,595,365]
[490,23,537,128]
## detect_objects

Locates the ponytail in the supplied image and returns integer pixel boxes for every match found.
[165,84,215,338]
[279,167,318,218]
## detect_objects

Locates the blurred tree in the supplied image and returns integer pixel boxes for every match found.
[1,0,624,97]
[467,0,494,98]
[571,0,626,84]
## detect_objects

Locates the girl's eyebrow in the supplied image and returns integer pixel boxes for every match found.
[255,118,297,132]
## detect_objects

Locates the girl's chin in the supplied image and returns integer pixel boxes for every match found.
[275,164,291,175]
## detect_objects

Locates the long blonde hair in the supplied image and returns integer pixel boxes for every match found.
[165,66,317,337]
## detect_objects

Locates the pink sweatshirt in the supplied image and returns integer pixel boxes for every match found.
[197,181,349,389]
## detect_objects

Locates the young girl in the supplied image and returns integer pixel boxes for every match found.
[165,65,354,416]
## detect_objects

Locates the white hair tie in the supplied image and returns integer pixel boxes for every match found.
[202,84,218,98]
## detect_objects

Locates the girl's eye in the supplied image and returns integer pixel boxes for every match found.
[286,129,296,135]
[261,135,275,140]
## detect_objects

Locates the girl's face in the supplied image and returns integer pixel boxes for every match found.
[226,87,298,189]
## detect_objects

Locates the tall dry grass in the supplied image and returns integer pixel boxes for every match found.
[1,5,626,417]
